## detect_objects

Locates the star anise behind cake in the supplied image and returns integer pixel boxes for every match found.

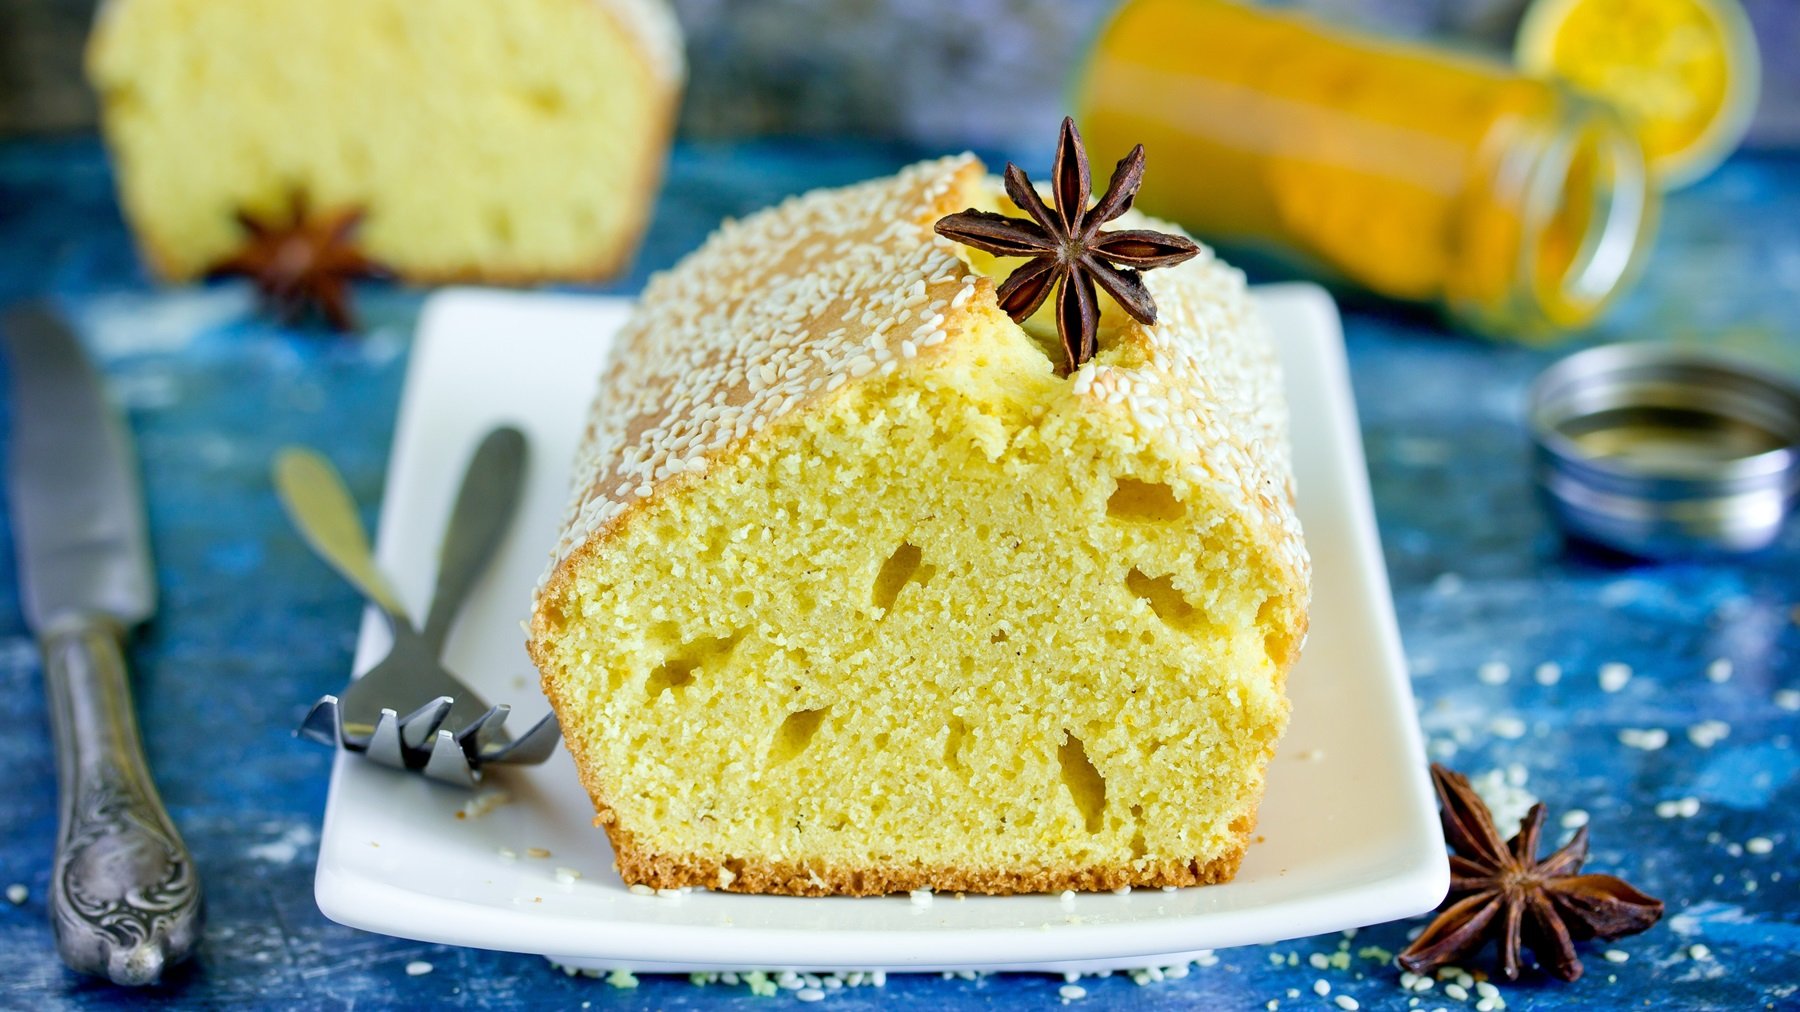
[1398,764,1664,982]
[208,193,390,331]
[933,117,1199,375]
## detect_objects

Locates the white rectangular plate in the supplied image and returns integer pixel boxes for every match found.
[314,283,1445,973]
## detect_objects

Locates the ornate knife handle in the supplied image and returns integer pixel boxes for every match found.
[42,617,202,986]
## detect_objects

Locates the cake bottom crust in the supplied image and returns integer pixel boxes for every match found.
[601,814,1257,897]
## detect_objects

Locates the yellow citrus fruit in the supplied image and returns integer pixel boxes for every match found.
[1516,0,1760,188]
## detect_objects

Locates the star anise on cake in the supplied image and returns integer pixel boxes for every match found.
[933,116,1199,375]
[1397,764,1664,982]
[208,193,391,331]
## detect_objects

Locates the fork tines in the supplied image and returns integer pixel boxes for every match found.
[299,694,561,788]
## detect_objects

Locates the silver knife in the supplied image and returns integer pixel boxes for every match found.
[3,305,202,985]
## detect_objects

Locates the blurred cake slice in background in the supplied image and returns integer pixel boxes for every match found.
[86,0,682,283]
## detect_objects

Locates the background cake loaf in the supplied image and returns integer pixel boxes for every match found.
[86,0,682,283]
[530,154,1310,896]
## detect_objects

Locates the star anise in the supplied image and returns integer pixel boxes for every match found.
[933,117,1199,375]
[208,192,390,331]
[1397,764,1664,982]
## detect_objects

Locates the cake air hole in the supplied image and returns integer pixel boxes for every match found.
[487,208,515,246]
[643,632,743,699]
[944,716,969,768]
[644,659,695,698]
[871,541,935,613]
[522,86,567,116]
[989,628,1009,644]
[1107,479,1185,522]
[1257,597,1295,667]
[538,597,569,634]
[769,706,831,765]
[1125,568,1200,628]
[1057,733,1108,833]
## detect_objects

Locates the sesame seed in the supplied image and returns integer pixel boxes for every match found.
[1603,949,1629,963]
[5,884,25,905]
[1443,984,1468,1000]
[910,889,933,907]
[1747,837,1774,854]
[797,988,825,1002]
[1561,809,1589,830]
[1478,661,1510,685]
[405,961,433,976]
[1689,944,1712,961]
[1314,980,1331,996]
[1599,663,1632,693]
[1654,797,1701,818]
[1706,658,1733,683]
[1688,720,1731,748]
[1618,727,1669,750]
[1059,984,1087,1000]
[1776,690,1800,711]
[1534,662,1562,685]
[1336,997,1359,1010]
[1488,715,1526,739]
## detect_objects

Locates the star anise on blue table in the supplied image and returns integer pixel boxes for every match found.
[933,116,1199,375]
[208,192,391,332]
[1397,764,1664,982]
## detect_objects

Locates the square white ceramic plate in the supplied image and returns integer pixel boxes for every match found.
[312,283,1445,973]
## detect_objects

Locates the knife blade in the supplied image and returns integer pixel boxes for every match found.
[3,305,202,986]
[6,306,155,631]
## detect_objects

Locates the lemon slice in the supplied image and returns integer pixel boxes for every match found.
[1516,0,1760,189]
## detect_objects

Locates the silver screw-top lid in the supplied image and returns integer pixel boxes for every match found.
[1527,344,1800,558]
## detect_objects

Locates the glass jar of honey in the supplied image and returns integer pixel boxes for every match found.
[1074,0,1660,339]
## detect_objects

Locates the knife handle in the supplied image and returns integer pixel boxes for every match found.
[42,617,203,986]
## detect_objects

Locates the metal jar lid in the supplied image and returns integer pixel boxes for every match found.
[1527,343,1800,558]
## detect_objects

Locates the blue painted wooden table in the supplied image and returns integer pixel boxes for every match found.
[1,137,1796,1010]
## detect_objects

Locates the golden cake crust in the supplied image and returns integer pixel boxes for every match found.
[530,155,1310,896]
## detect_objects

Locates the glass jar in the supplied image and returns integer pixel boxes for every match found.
[1074,0,1660,339]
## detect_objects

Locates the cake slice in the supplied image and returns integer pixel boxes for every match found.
[529,153,1309,896]
[86,0,681,283]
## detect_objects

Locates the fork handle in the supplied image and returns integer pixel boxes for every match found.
[423,426,526,654]
[43,616,203,985]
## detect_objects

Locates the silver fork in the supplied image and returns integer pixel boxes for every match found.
[275,426,559,787]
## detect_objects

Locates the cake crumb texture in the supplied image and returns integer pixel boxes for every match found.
[530,155,1309,895]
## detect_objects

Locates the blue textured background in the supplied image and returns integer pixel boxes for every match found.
[1,138,1797,1009]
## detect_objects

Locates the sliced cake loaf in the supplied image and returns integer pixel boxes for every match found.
[529,154,1310,896]
[86,0,681,283]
